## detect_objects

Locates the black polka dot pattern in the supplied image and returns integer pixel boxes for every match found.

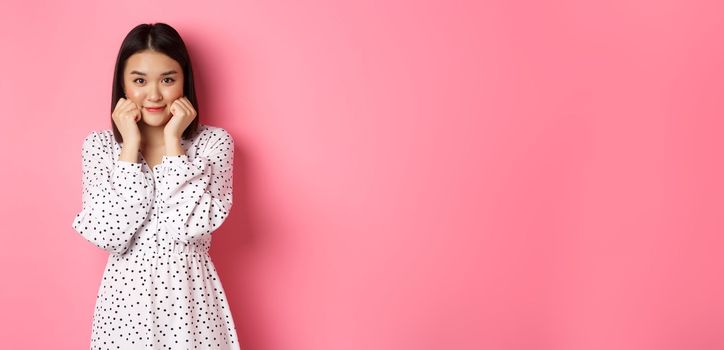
[72,124,240,349]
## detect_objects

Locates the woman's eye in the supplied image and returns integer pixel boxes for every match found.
[133,78,174,84]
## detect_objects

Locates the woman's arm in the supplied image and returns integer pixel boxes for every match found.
[156,129,234,243]
[71,131,154,255]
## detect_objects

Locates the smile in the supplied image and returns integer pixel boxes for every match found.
[145,106,165,112]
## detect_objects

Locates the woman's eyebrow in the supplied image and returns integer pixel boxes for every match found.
[129,70,179,76]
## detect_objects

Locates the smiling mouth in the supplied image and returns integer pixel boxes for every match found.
[145,106,166,112]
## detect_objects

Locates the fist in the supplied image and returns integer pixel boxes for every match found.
[164,96,197,139]
[113,97,142,122]
[112,97,142,143]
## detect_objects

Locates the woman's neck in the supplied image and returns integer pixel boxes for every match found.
[138,122,166,149]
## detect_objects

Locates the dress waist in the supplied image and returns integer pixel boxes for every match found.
[114,240,210,260]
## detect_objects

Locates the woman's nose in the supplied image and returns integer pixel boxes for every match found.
[147,88,162,101]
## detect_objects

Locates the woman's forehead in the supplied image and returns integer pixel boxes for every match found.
[125,51,181,74]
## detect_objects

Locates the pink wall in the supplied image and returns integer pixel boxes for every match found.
[2,0,724,349]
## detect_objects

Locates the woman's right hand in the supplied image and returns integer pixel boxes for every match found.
[112,97,142,145]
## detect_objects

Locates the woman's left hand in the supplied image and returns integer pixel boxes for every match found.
[164,96,197,139]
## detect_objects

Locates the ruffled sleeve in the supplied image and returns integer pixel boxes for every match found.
[155,129,234,243]
[71,131,154,255]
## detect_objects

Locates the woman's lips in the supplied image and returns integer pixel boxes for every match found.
[145,106,165,112]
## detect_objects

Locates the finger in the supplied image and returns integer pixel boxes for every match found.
[118,98,136,112]
[174,98,189,113]
[178,98,195,116]
[119,102,136,117]
[114,99,132,116]
[134,103,143,121]
[113,100,130,119]
[181,97,193,110]
[115,97,126,109]
[180,97,193,111]
[171,100,187,116]
[119,102,139,120]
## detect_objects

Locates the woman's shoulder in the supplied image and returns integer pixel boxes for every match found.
[193,124,234,159]
[197,123,232,138]
[196,123,234,146]
[81,128,115,149]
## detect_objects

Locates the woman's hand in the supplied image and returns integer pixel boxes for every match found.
[164,96,197,139]
[112,97,142,145]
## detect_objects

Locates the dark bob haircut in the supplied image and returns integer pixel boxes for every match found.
[110,22,199,143]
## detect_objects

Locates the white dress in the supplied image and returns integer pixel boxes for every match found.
[72,123,241,349]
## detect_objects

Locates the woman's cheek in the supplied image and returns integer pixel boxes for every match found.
[168,87,184,100]
[125,89,142,100]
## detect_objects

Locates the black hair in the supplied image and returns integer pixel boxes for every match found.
[110,22,199,143]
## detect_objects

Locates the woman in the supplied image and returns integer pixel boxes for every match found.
[71,22,241,349]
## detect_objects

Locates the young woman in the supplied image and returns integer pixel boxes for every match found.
[71,23,241,349]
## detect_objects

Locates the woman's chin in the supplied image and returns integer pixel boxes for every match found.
[141,112,170,126]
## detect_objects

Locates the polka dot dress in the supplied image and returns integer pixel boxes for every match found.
[72,123,241,349]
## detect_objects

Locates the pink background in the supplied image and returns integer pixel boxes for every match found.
[2,0,724,349]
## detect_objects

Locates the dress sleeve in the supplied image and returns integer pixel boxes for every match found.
[71,131,154,255]
[156,129,234,243]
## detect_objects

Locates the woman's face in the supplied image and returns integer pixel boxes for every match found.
[123,50,184,127]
